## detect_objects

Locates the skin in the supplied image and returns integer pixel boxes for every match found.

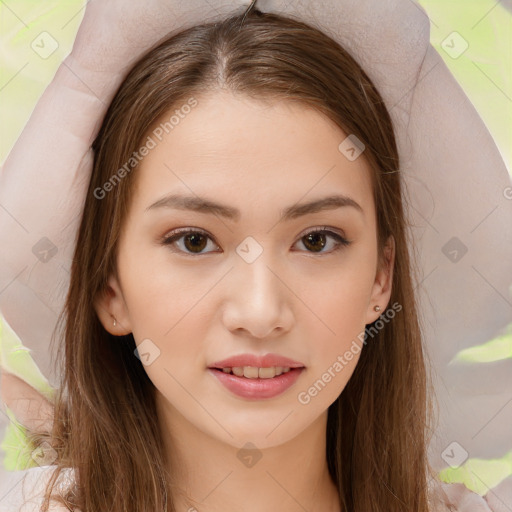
[95,90,395,512]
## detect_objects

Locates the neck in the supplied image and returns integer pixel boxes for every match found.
[157,394,341,512]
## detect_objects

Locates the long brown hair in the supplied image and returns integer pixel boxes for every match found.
[34,2,436,510]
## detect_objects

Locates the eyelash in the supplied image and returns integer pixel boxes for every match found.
[160,226,351,257]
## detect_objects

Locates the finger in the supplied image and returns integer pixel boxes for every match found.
[0,369,54,434]
[434,481,493,511]
[484,476,512,512]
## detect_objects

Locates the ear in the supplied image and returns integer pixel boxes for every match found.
[93,273,132,336]
[365,234,395,324]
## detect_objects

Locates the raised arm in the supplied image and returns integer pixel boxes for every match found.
[0,0,246,383]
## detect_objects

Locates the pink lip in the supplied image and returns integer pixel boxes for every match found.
[207,353,306,400]
[208,367,304,400]
[208,353,305,369]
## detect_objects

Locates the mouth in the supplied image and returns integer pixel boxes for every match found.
[209,366,297,379]
[208,366,305,400]
[207,354,305,398]
[208,353,305,373]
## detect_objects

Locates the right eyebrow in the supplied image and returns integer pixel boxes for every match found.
[145,193,364,221]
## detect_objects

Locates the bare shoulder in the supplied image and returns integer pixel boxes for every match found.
[0,465,78,512]
[428,477,494,511]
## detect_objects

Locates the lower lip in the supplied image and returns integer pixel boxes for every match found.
[208,368,304,400]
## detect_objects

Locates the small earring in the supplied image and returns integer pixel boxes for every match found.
[374,305,381,312]
[112,317,117,327]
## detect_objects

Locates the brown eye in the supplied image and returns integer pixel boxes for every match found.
[294,228,351,254]
[161,226,351,257]
[181,232,208,253]
[162,229,219,255]
[302,232,327,252]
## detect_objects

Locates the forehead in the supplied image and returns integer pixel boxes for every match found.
[132,90,375,220]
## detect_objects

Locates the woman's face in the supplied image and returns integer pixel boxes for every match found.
[95,90,394,449]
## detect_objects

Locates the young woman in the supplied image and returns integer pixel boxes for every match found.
[0,1,507,511]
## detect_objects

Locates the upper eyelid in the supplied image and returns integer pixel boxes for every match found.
[162,225,347,240]
[163,226,216,242]
[161,226,349,251]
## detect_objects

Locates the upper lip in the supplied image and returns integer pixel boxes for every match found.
[208,353,305,369]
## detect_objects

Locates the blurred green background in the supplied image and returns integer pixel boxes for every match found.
[0,0,511,495]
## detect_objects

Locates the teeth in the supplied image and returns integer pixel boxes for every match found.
[221,366,294,379]
[232,367,244,377]
[244,366,259,379]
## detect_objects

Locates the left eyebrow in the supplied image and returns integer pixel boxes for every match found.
[145,193,364,221]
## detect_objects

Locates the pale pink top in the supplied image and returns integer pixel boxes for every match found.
[0,466,76,512]
[0,465,500,511]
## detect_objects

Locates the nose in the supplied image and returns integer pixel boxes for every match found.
[221,252,294,339]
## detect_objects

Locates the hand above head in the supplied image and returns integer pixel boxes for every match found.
[0,1,249,473]
[0,0,247,384]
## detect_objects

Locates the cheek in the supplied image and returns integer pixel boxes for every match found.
[295,252,375,395]
[117,244,209,355]
[299,253,375,336]
[119,256,212,409]
[295,274,369,410]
